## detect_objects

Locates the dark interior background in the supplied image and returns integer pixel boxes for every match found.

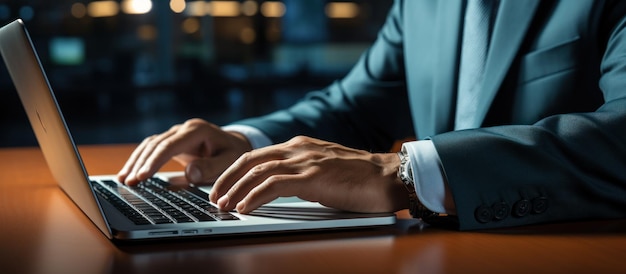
[0,0,391,147]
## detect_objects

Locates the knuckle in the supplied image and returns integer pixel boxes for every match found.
[264,175,283,188]
[249,161,280,177]
[168,123,181,131]
[287,136,315,149]
[184,118,209,128]
[249,164,267,177]
[187,118,204,124]
[255,176,281,196]
[289,135,310,144]
[144,134,159,142]
[182,119,196,127]
[238,151,253,163]
[144,140,158,150]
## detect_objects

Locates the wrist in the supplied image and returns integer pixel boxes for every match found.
[221,124,273,149]
[376,152,410,212]
[225,131,254,152]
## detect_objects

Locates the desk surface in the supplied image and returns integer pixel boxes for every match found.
[1,144,625,273]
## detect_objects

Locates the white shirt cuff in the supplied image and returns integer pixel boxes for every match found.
[402,140,456,215]
[222,124,273,149]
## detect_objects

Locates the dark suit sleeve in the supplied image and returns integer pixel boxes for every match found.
[431,5,626,230]
[234,0,413,152]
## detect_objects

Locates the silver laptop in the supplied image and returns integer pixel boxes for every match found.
[0,19,395,241]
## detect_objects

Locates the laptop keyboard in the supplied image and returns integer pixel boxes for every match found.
[91,177,238,225]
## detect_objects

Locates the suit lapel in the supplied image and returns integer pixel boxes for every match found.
[471,0,540,127]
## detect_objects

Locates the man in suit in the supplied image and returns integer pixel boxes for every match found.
[118,0,626,230]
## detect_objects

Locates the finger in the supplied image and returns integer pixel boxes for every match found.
[117,136,149,181]
[134,127,208,182]
[117,135,158,184]
[210,146,286,202]
[185,157,230,184]
[125,128,179,184]
[236,173,305,214]
[213,159,293,210]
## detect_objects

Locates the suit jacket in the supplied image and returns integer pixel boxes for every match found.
[236,0,626,230]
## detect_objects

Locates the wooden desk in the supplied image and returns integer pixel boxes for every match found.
[1,144,625,273]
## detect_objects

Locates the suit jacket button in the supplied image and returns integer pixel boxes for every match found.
[475,205,494,223]
[492,202,509,220]
[513,199,531,217]
[532,197,548,214]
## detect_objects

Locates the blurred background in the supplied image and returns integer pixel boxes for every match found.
[0,0,391,147]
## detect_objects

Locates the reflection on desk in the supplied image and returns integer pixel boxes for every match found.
[0,144,625,273]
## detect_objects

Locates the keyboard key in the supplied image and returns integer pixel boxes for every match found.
[101,180,118,188]
[214,213,239,221]
[92,183,153,225]
[93,178,241,225]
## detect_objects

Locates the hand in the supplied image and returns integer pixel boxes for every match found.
[209,136,409,214]
[117,118,252,186]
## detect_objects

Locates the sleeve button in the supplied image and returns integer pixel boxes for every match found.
[492,201,510,220]
[513,199,531,217]
[532,197,548,214]
[475,205,494,223]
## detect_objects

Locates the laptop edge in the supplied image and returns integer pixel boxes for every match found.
[0,19,114,239]
[0,19,396,241]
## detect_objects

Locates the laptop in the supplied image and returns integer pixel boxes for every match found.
[0,19,395,241]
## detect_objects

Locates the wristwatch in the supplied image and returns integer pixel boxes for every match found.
[397,146,438,220]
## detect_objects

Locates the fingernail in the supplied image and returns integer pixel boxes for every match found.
[187,165,202,182]
[217,195,230,209]
[236,201,246,213]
